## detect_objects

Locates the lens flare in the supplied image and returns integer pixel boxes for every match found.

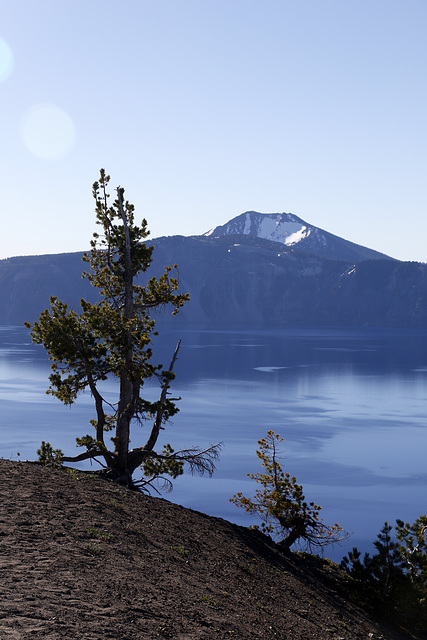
[20,104,76,160]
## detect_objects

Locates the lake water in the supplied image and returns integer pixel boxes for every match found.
[1,324,427,561]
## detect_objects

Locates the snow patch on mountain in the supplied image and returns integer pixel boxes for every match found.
[203,210,394,262]
[256,214,303,244]
[205,211,310,246]
[285,226,311,246]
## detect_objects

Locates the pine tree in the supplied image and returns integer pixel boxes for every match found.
[395,515,427,585]
[341,520,427,628]
[25,169,221,488]
[230,430,346,551]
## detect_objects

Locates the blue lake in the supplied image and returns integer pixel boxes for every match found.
[1,324,427,561]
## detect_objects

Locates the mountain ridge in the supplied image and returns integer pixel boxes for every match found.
[204,210,394,263]
[1,213,426,328]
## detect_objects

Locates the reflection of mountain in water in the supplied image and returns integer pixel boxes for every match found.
[155,328,427,386]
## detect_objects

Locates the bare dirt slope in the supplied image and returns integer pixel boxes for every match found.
[0,460,418,639]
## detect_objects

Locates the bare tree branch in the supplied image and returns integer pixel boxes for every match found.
[133,475,174,494]
[171,443,223,477]
[62,449,112,464]
[128,341,181,469]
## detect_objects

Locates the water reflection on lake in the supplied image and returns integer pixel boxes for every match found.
[1,325,427,560]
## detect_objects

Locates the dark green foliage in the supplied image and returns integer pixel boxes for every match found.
[37,441,64,468]
[26,170,221,488]
[396,515,427,584]
[341,519,427,632]
[341,523,407,604]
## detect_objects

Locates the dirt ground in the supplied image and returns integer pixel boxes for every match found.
[0,459,421,639]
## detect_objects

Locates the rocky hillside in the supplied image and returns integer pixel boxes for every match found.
[0,459,418,639]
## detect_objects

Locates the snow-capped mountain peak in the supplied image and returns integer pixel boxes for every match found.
[204,211,309,246]
[203,211,394,262]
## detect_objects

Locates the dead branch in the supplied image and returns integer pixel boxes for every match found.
[170,443,223,477]
[144,340,181,451]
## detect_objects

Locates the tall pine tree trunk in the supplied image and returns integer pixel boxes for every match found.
[115,188,135,481]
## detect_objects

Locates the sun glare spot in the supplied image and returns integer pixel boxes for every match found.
[0,39,14,82]
[20,104,76,160]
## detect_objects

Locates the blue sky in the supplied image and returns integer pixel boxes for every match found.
[1,0,426,261]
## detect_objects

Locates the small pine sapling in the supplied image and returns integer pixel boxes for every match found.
[230,430,347,551]
[37,441,64,468]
